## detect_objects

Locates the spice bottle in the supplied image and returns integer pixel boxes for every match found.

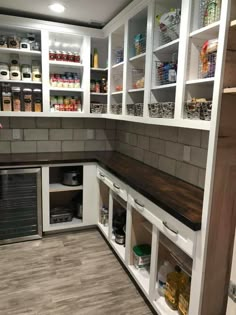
[23,88,32,112]
[12,86,21,112]
[33,88,42,112]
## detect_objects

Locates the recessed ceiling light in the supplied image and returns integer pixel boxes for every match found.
[49,3,65,13]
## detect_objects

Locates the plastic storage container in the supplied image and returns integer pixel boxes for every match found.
[157,261,174,296]
[133,244,151,269]
[12,86,21,112]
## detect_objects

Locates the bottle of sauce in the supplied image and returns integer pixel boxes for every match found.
[165,266,182,310]
[93,48,99,68]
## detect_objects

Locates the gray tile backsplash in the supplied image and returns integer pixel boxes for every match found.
[0,118,116,154]
[0,117,209,188]
[116,121,209,189]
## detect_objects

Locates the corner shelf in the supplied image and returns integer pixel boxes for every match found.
[112,61,124,69]
[49,183,83,193]
[152,83,176,90]
[0,48,41,56]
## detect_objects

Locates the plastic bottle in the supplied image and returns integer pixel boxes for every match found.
[157,261,174,296]
[93,48,99,68]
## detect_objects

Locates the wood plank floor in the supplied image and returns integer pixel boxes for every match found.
[0,230,154,315]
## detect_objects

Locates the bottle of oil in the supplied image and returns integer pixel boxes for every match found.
[165,266,181,310]
[178,275,191,315]
[93,48,99,68]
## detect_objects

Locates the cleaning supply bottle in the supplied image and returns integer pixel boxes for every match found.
[165,265,181,310]
[158,261,174,296]
[93,48,99,68]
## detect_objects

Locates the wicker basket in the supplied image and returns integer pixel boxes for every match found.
[127,104,135,115]
[111,103,122,115]
[148,102,175,118]
[135,103,143,116]
[90,103,104,114]
[185,100,212,120]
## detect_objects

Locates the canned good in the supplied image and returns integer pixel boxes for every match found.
[61,51,67,61]
[49,50,56,60]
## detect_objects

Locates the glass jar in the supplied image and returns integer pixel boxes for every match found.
[33,88,42,112]
[90,79,96,92]
[8,35,20,49]
[12,86,21,112]
[23,88,32,112]
[20,38,30,50]
[68,52,75,62]
[74,52,80,63]
[49,50,56,60]
[10,65,20,80]
[31,41,40,51]
[101,77,107,93]
[0,63,9,80]
[32,61,41,82]
[21,64,32,82]
[2,91,12,111]
[0,35,7,48]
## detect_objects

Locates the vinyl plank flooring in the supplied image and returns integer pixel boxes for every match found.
[0,230,154,315]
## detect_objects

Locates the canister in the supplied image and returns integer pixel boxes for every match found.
[32,62,41,82]
[12,86,21,112]
[0,63,9,80]
[10,65,20,80]
[20,38,30,50]
[2,91,12,111]
[21,64,32,81]
[23,88,32,112]
[33,88,42,112]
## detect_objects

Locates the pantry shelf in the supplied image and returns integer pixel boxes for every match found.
[49,60,83,68]
[112,61,124,69]
[153,39,179,54]
[223,87,236,94]
[111,234,126,262]
[129,52,146,62]
[151,83,176,90]
[91,67,108,72]
[186,78,215,85]
[128,265,150,296]
[128,88,144,93]
[90,92,108,96]
[49,87,83,92]
[0,79,42,84]
[153,297,178,315]
[190,21,220,39]
[97,222,109,240]
[49,183,83,193]
[0,48,41,56]
[111,91,123,95]
[48,218,83,231]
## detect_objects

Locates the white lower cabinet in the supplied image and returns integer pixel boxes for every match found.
[97,166,198,315]
[42,163,98,232]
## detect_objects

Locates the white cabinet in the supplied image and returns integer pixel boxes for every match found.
[42,163,98,232]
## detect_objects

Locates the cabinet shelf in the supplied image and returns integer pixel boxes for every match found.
[112,61,124,69]
[153,39,179,54]
[48,218,83,231]
[186,78,214,85]
[223,87,236,94]
[49,60,83,68]
[91,92,108,96]
[128,88,144,93]
[190,21,220,39]
[97,222,109,239]
[128,265,150,296]
[129,53,146,62]
[111,234,126,262]
[0,79,42,84]
[91,67,108,71]
[111,91,123,95]
[152,83,176,90]
[153,297,178,315]
[0,47,41,56]
[49,183,83,193]
[49,87,83,92]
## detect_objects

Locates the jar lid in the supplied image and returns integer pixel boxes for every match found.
[11,87,21,92]
[33,89,41,92]
[10,65,20,70]
[23,88,32,92]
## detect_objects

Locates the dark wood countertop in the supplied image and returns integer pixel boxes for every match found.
[0,151,203,231]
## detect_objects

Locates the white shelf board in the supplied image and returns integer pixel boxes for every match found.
[49,111,85,117]
[50,87,83,92]
[153,296,178,315]
[186,78,215,85]
[152,83,176,90]
[112,61,124,69]
[111,91,123,95]
[153,39,179,54]
[111,234,126,262]
[0,111,44,117]
[91,92,108,96]
[97,222,109,240]
[128,265,150,295]
[129,52,146,62]
[0,47,41,56]
[223,87,236,94]
[47,218,83,232]
[49,60,83,68]
[91,67,108,71]
[0,79,42,84]
[128,88,144,93]
[49,183,83,193]
[190,21,220,39]
[230,20,236,28]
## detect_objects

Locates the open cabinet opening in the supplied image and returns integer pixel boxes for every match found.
[98,180,110,238]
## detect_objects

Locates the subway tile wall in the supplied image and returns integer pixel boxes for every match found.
[0,118,116,154]
[116,121,209,189]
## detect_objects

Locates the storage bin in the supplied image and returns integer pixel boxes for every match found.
[185,100,212,120]
[148,102,175,118]
[90,103,104,114]
[111,103,122,115]
[157,9,181,45]
[135,103,143,116]
[127,103,135,115]
[155,61,177,85]
[133,244,151,269]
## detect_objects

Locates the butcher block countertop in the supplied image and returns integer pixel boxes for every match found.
[0,151,203,231]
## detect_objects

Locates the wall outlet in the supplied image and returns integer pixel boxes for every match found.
[12,129,21,140]
[183,146,191,162]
